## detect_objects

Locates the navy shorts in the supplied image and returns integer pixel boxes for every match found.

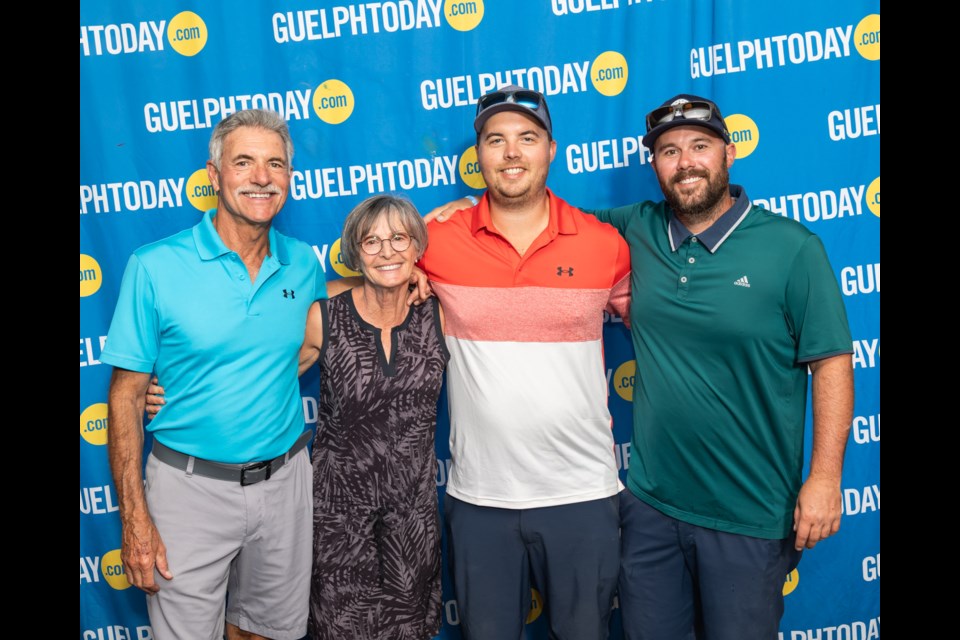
[445,492,621,640]
[618,488,802,640]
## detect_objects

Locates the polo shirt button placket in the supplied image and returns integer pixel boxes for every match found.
[677,240,695,299]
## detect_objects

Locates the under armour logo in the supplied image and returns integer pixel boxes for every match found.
[283,289,296,299]
[557,267,574,276]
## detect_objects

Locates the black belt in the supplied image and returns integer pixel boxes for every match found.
[151,431,311,486]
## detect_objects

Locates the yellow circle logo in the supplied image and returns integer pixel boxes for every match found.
[80,403,109,446]
[459,145,486,189]
[866,177,880,217]
[313,80,355,125]
[444,0,484,31]
[591,51,629,97]
[854,14,880,61]
[526,588,544,624]
[80,254,103,298]
[330,238,362,277]
[613,360,636,402]
[187,168,218,212]
[724,114,759,159]
[782,568,800,596]
[167,11,208,57]
[101,549,132,590]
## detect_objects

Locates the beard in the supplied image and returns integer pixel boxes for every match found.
[484,166,547,211]
[660,162,731,225]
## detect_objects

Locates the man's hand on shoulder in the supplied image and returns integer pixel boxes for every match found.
[406,266,433,306]
[424,197,475,224]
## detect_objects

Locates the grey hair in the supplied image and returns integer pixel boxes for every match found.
[208,109,294,171]
[340,195,428,273]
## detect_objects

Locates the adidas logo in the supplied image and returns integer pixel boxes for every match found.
[733,276,751,288]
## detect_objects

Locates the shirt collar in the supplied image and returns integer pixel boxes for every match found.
[668,184,751,253]
[193,209,289,264]
[471,188,579,238]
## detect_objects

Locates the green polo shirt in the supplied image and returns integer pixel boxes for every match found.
[592,186,852,538]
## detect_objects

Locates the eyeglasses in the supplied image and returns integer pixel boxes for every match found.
[360,233,412,255]
[645,101,720,132]
[476,89,547,116]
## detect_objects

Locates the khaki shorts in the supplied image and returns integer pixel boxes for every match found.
[144,448,312,640]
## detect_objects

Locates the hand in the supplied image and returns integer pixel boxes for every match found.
[793,474,842,550]
[144,377,165,418]
[406,266,433,306]
[121,513,173,593]
[424,197,475,224]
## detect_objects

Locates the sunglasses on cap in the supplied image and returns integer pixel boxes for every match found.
[476,89,546,115]
[645,100,720,132]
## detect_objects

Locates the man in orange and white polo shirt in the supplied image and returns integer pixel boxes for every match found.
[419,86,630,640]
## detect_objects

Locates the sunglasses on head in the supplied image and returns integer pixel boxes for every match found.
[645,101,720,132]
[477,89,546,115]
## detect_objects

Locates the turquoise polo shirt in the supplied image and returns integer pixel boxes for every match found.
[592,186,852,538]
[101,210,326,463]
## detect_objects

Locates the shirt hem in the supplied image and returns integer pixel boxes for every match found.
[99,352,154,373]
[446,484,621,510]
[627,483,792,540]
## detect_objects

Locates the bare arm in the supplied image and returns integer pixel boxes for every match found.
[107,368,173,592]
[793,353,854,550]
[298,301,325,376]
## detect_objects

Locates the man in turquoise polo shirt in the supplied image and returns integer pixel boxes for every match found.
[591,95,855,640]
[102,109,325,640]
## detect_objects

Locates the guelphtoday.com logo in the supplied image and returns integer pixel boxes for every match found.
[80,11,208,57]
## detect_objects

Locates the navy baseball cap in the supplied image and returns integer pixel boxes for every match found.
[474,85,552,136]
[642,94,731,150]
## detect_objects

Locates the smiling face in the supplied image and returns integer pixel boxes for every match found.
[357,212,418,292]
[477,110,557,210]
[207,126,291,229]
[651,125,736,226]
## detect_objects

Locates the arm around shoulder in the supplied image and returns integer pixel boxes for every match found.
[424,197,475,224]
[585,201,647,235]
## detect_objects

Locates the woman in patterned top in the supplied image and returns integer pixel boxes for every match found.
[298,195,448,640]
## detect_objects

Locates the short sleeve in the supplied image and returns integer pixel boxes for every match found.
[606,233,631,320]
[585,204,640,236]
[100,254,160,373]
[785,236,853,363]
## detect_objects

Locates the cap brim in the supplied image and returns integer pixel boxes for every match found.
[474,103,550,135]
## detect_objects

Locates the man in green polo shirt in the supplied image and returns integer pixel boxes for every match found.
[591,95,854,640]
